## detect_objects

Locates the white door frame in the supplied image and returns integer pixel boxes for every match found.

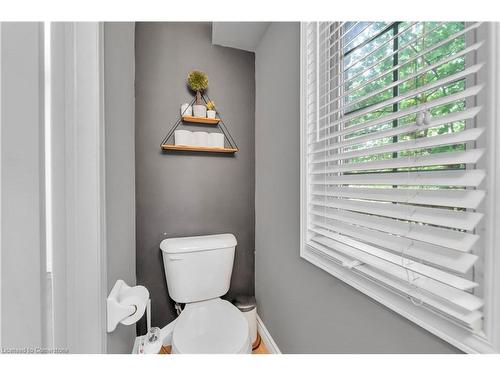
[50,22,107,353]
[0,22,107,353]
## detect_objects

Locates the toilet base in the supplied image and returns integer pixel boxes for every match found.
[252,332,262,350]
[137,298,251,354]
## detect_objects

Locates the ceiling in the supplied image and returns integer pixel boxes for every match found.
[212,22,270,52]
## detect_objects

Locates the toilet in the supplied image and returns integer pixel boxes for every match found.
[158,233,252,354]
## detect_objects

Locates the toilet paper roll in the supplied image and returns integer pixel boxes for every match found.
[208,133,224,148]
[119,285,150,326]
[174,130,193,146]
[194,132,209,147]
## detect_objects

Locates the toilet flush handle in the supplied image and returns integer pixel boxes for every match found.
[166,254,184,261]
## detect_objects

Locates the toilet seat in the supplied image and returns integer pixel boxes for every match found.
[171,298,251,354]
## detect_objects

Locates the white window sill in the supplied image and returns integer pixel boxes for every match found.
[301,244,497,353]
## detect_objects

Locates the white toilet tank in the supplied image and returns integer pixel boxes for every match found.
[160,234,237,303]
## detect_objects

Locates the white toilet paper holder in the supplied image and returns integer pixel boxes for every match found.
[107,279,150,333]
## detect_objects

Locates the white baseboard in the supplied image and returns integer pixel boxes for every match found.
[256,314,281,354]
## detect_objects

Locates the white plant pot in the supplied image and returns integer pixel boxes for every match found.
[207,110,216,119]
[194,132,209,147]
[193,105,207,118]
[180,103,192,116]
[208,133,225,148]
[174,130,194,146]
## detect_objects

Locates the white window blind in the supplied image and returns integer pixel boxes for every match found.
[303,22,485,333]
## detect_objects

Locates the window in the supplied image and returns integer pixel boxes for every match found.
[300,22,500,353]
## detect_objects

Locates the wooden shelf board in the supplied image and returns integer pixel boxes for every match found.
[161,144,238,153]
[182,115,220,125]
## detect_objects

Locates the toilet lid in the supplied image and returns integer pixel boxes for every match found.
[172,299,250,354]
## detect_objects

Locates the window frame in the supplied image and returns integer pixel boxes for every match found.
[299,21,500,353]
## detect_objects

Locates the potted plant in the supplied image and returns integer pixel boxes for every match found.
[206,101,216,119]
[187,70,209,118]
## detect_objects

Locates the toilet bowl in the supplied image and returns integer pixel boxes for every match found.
[171,298,251,354]
[159,234,251,354]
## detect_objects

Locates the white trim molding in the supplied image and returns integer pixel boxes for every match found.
[0,21,3,350]
[479,20,500,353]
[49,22,107,353]
[299,22,500,354]
[67,21,107,354]
[257,315,281,354]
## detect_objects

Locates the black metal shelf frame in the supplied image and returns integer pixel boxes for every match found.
[160,93,239,151]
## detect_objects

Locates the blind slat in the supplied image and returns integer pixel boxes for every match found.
[311,169,485,187]
[310,217,478,273]
[310,149,484,175]
[317,22,482,97]
[311,129,484,165]
[320,40,483,114]
[311,186,485,209]
[313,84,483,142]
[311,235,483,309]
[310,198,483,231]
[310,107,481,155]
[317,63,483,126]
[309,207,479,253]
[345,24,472,93]
[317,22,443,95]
[308,243,483,330]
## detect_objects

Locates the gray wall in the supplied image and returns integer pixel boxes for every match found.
[104,22,137,353]
[254,22,461,354]
[135,22,255,333]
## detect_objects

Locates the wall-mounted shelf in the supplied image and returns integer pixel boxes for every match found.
[161,144,238,153]
[161,94,238,154]
[182,115,220,125]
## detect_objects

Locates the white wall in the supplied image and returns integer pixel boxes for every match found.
[212,22,269,52]
[0,22,45,349]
